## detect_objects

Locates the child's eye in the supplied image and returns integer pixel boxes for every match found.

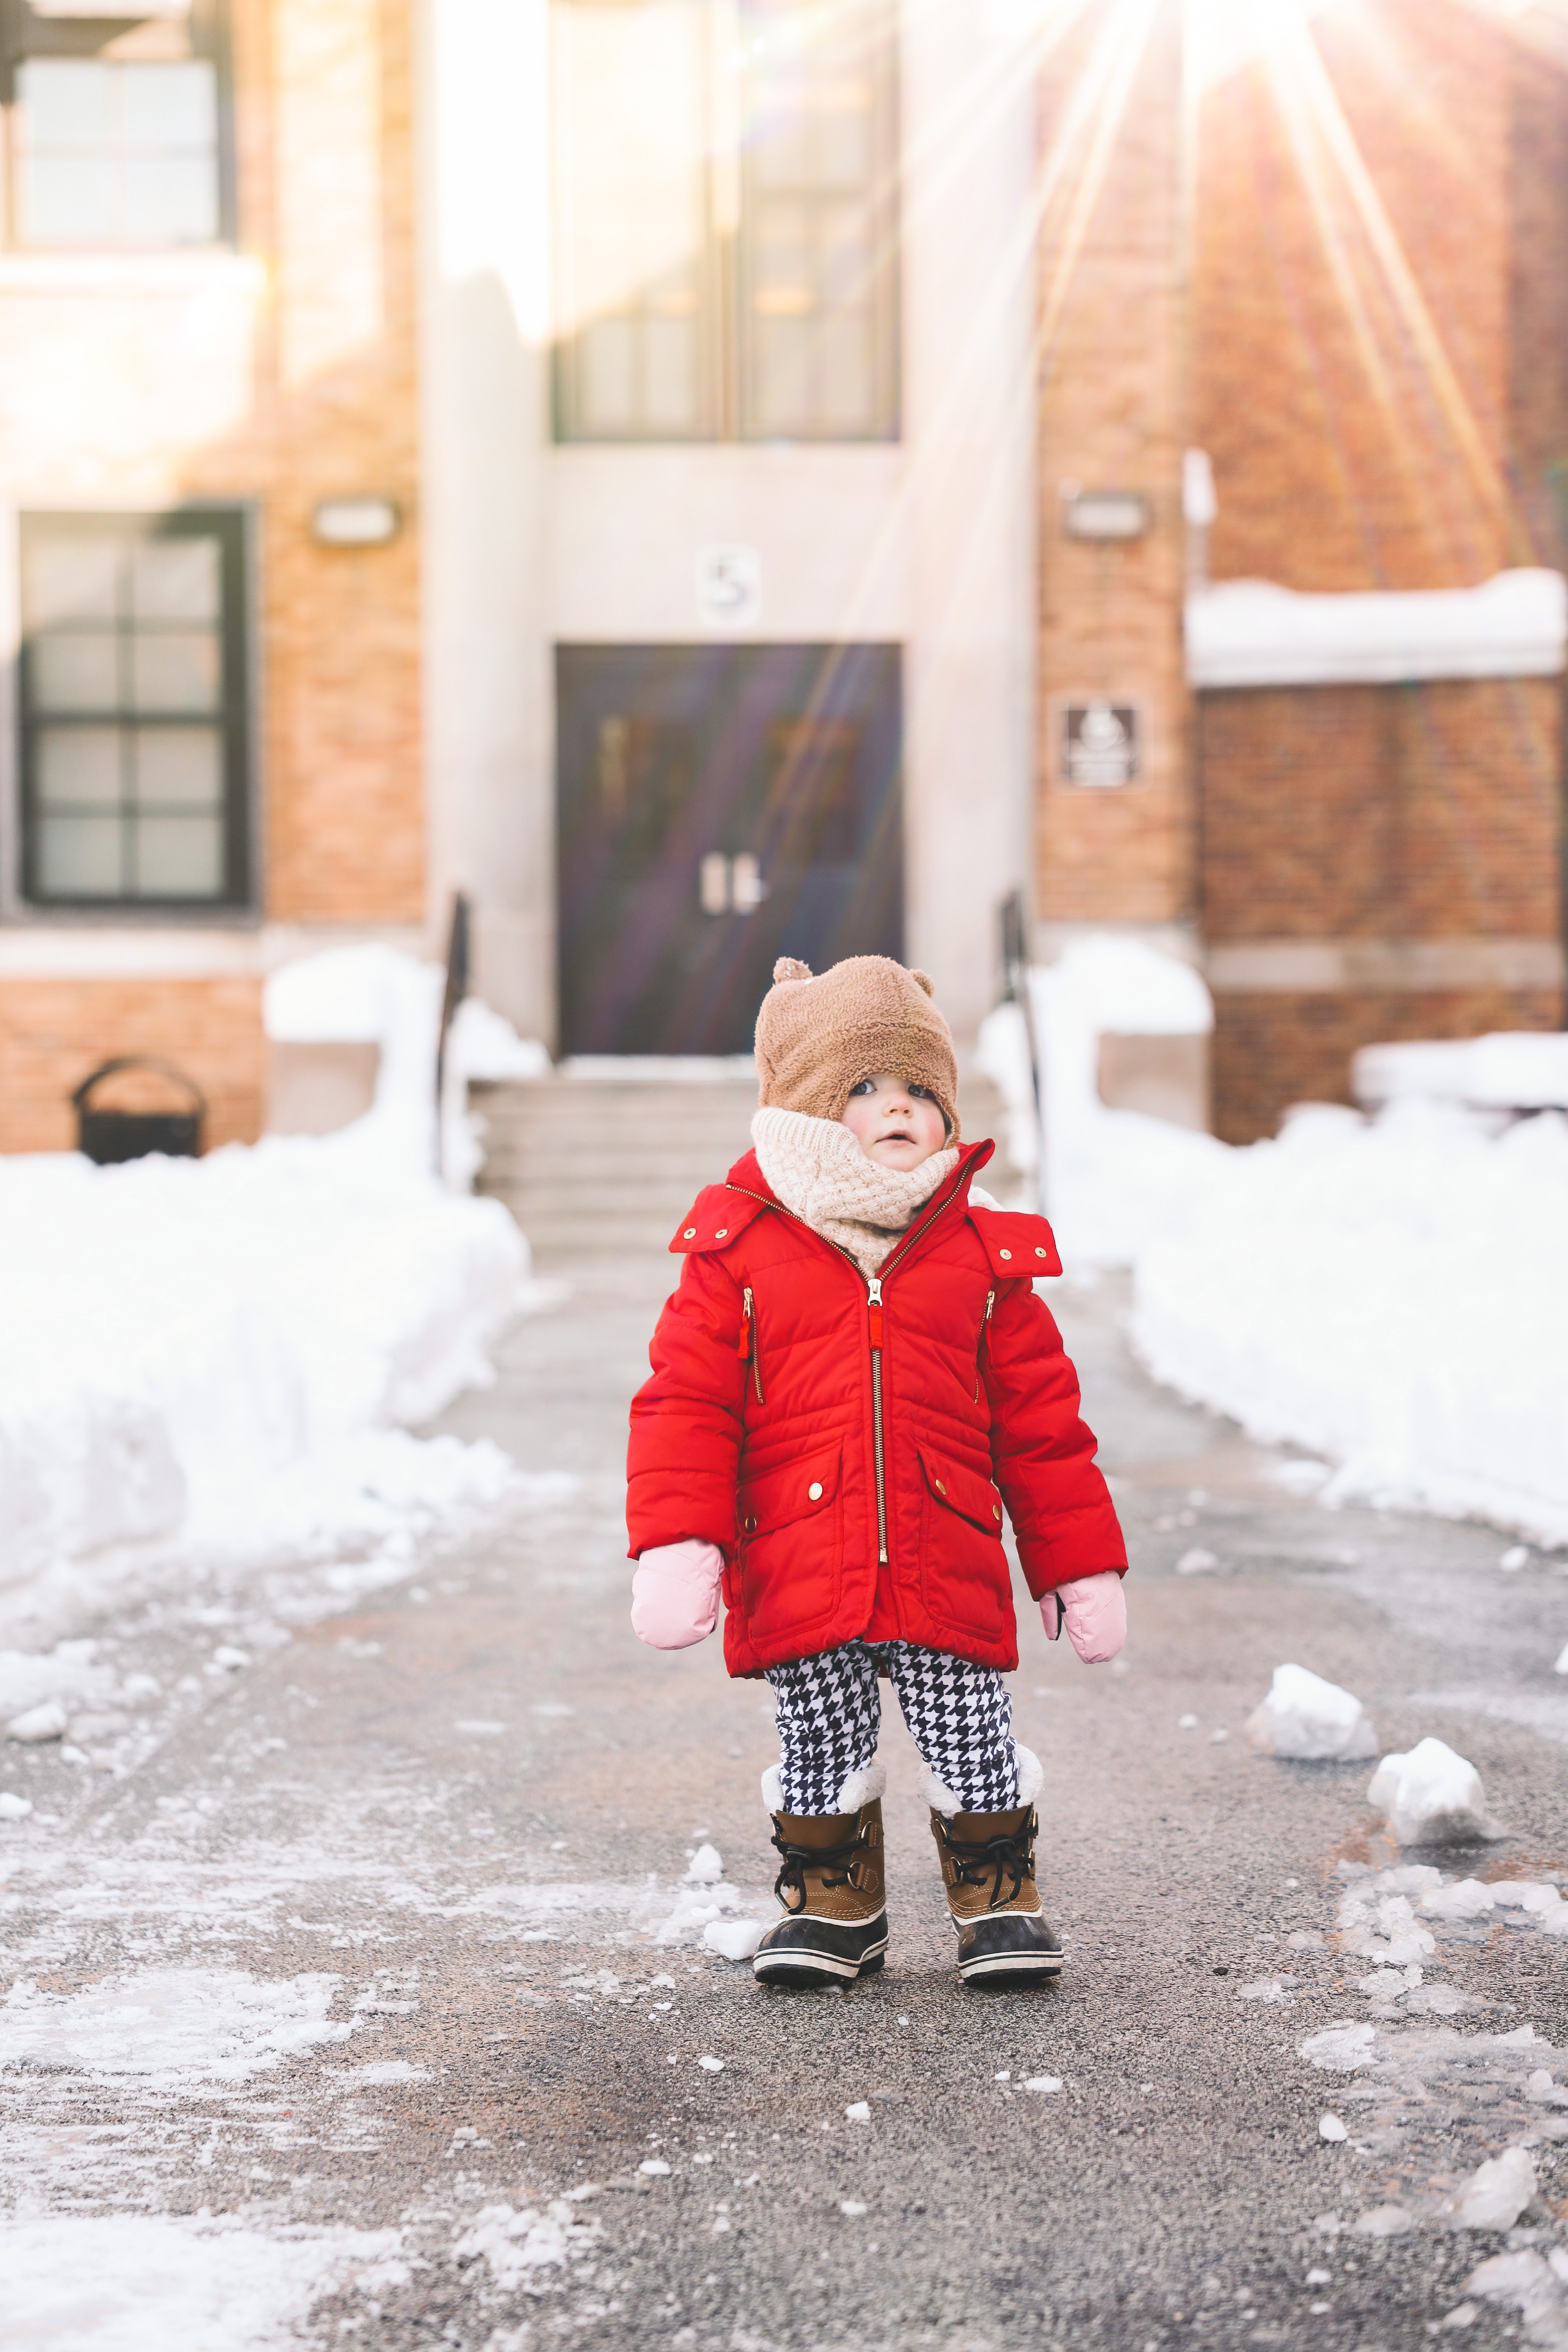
[908,1083,933,1101]
[849,1078,876,1096]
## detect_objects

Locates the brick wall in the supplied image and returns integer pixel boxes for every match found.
[1035,0,1191,927]
[1200,678,1563,942]
[0,980,266,1155]
[1214,987,1564,1144]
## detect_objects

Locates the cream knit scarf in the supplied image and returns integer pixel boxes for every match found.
[751,1105,960,1277]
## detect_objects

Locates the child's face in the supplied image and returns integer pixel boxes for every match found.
[840,1073,948,1171]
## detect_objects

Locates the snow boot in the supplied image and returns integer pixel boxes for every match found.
[753,1760,888,1988]
[926,1747,1062,1986]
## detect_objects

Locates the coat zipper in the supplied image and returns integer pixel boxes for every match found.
[723,1159,978,1576]
[974,1287,995,1402]
[867,1277,888,1563]
[737,1285,763,1402]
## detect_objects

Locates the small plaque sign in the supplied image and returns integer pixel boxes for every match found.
[696,544,761,631]
[1061,700,1140,788]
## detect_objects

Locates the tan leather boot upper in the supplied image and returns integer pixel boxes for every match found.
[930,1802,1043,1921]
[771,1798,885,1923]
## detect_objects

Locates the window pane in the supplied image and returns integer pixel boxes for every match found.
[131,539,221,625]
[753,318,812,432]
[17,62,115,149]
[36,815,124,896]
[121,62,217,149]
[132,725,223,807]
[32,634,120,714]
[817,316,874,431]
[17,154,118,245]
[36,725,123,807]
[553,1,712,438]
[134,813,223,896]
[581,318,637,430]
[23,533,121,629]
[131,631,221,712]
[126,155,219,245]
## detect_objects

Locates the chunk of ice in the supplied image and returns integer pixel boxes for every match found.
[697,2055,724,2073]
[6,1701,67,1744]
[844,2102,871,2122]
[638,2159,670,2176]
[1421,1877,1495,1921]
[1319,2114,1347,2142]
[1301,2022,1377,2071]
[702,1919,764,1962]
[1245,1663,1377,1762]
[1554,1642,1568,1676]
[1366,1739,1492,1847]
[1023,2076,1062,2093]
[0,1791,33,1820]
[1175,1548,1217,1575]
[684,1844,724,1885]
[1353,2205,1414,2236]
[1451,2147,1536,2232]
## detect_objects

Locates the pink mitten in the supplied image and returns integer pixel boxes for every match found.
[1041,1571,1126,1664]
[630,1539,725,1650]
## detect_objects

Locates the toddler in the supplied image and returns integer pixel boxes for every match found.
[626,954,1127,1988]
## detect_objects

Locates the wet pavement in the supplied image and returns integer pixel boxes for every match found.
[4,1254,1568,2350]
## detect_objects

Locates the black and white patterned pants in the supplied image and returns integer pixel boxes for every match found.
[764,1639,1019,1816]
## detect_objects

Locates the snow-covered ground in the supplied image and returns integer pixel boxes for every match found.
[0,949,549,1636]
[980,942,1568,1548]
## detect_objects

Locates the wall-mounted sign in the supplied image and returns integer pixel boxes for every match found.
[1060,699,1141,787]
[696,543,761,631]
[313,497,400,546]
[1062,488,1150,542]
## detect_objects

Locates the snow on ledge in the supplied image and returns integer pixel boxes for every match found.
[1186,569,1567,689]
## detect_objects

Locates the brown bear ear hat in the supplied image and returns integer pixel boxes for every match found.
[754,953,961,1141]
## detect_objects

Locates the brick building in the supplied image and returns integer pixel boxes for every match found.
[0,0,1563,1153]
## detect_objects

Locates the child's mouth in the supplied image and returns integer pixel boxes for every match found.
[879,1129,914,1146]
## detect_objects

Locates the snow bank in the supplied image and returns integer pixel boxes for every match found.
[979,939,1568,1544]
[1245,1664,1377,1761]
[1367,1739,1494,1848]
[0,1965,352,2086]
[0,946,534,1598]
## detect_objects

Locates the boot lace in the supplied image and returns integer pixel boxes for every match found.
[770,1824,866,1915]
[938,1815,1034,1911]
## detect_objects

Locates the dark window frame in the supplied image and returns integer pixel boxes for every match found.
[551,0,900,446]
[17,506,255,913]
[0,0,236,252]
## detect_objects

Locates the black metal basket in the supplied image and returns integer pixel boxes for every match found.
[73,1057,207,1165]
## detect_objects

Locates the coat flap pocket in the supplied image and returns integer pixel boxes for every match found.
[970,1210,1061,1279]
[919,1446,1005,1535]
[738,1447,841,1539]
[670,1187,771,1255]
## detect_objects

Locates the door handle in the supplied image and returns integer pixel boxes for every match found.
[698,853,768,915]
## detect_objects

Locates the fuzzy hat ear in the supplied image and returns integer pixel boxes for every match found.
[911,970,935,997]
[753,954,960,1139]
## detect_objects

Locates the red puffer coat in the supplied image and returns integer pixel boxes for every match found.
[626,1139,1126,1676]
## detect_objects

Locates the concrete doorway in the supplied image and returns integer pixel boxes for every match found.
[555,643,903,1055]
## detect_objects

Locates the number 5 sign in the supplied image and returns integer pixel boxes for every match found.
[696,544,761,632]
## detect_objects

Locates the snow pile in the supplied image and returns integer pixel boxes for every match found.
[0,948,535,1599]
[1245,1664,1377,1761]
[979,936,1568,1545]
[3,2215,404,2352]
[1354,1033,1568,1116]
[0,1966,353,2086]
[451,2200,600,2284]
[1131,1098,1568,1545]
[654,1841,769,1950]
[1366,1739,1494,1848]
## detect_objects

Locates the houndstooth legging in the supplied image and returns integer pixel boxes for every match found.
[764,1638,1019,1816]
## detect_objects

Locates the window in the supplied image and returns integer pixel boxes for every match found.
[552,0,898,442]
[19,510,252,909]
[1,1,232,249]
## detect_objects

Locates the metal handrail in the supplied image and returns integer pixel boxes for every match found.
[998,890,1046,1216]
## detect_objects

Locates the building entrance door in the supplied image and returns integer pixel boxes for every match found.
[556,644,903,1055]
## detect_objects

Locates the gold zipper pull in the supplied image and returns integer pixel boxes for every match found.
[867,1275,884,1351]
[739,1285,764,1402]
[975,1288,995,1401]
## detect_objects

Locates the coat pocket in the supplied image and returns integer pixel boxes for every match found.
[917,1445,1005,1536]
[737,1445,842,1542]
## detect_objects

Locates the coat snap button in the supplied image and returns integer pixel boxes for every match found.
[998,1247,1012,1260]
[683,1227,697,1239]
[935,1479,947,1497]
[808,1481,823,1501]
[744,1513,758,1534]
[1035,1246,1047,1258]
[992,1503,1003,1521]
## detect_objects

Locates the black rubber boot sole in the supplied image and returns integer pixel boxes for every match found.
[753,1911,890,1987]
[954,1911,1064,1986]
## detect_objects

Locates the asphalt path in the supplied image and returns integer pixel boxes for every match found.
[5,1254,1568,2352]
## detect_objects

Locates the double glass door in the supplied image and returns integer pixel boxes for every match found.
[556,643,903,1054]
